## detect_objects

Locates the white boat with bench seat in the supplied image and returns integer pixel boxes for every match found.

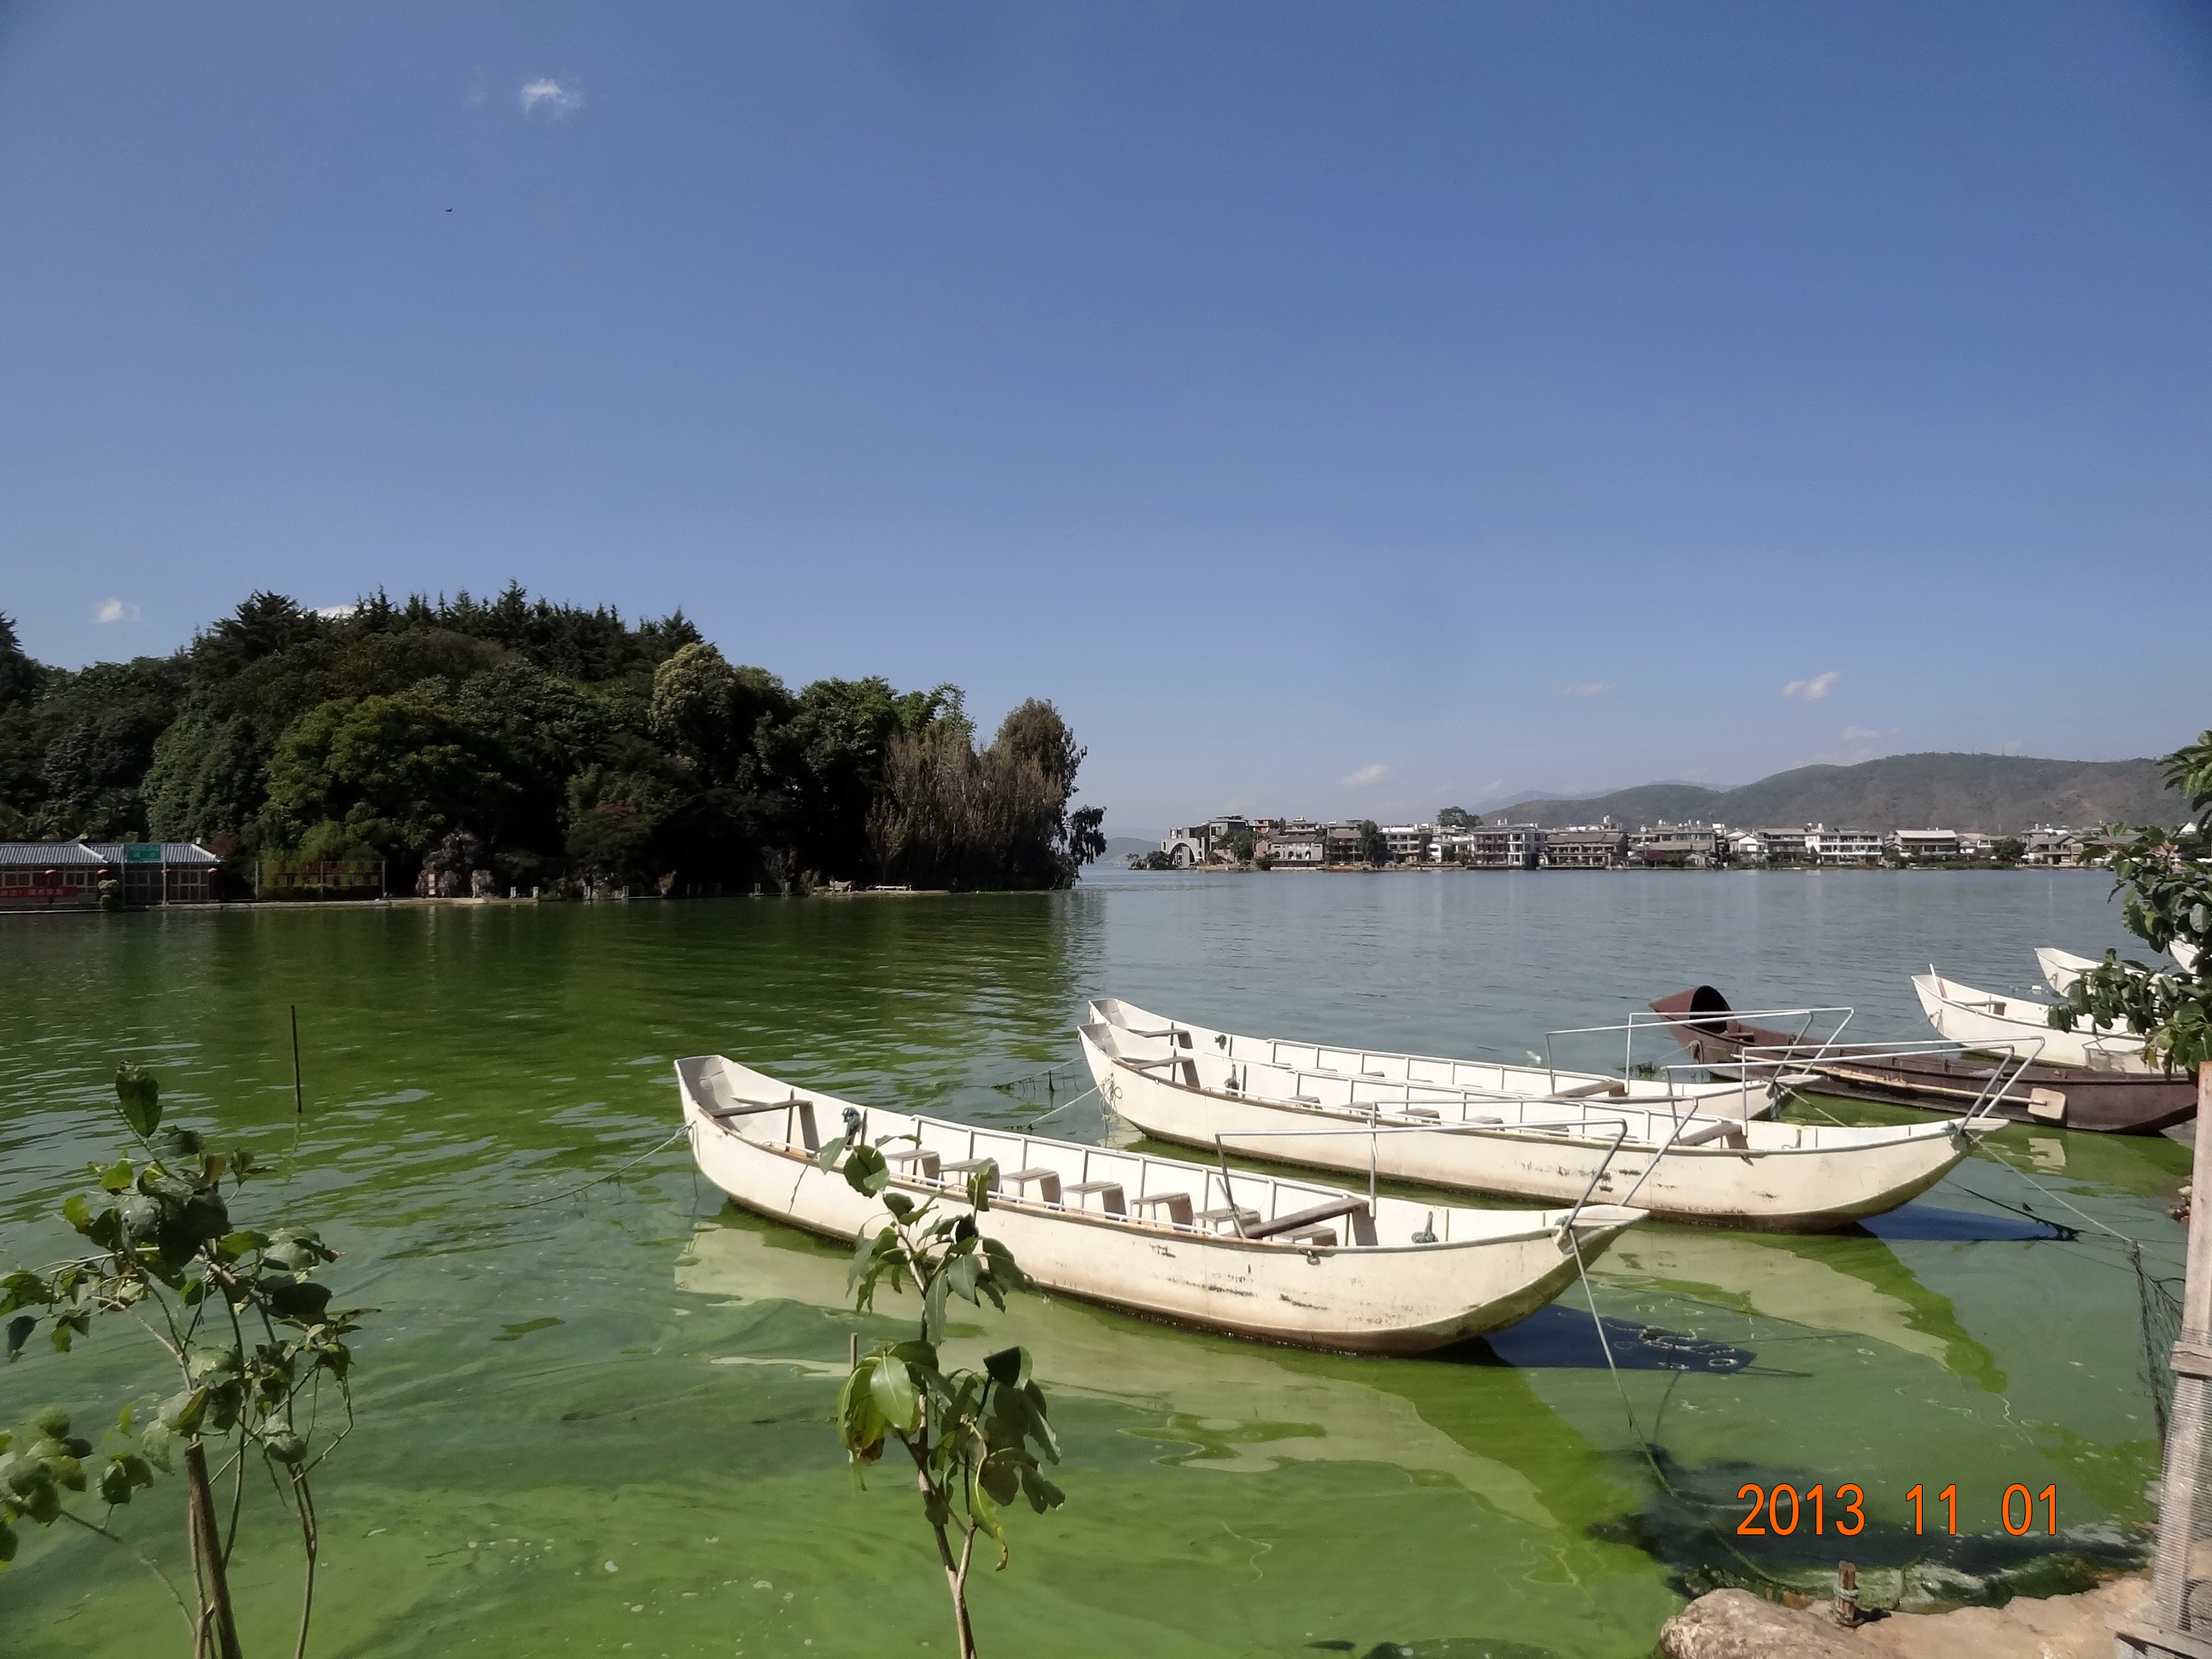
[1086,997,1773,1121]
[1915,969,2148,1072]
[1078,1018,1987,1231]
[677,1053,1644,1354]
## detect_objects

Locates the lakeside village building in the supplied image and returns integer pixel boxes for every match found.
[1155,818,2088,871]
[0,840,223,911]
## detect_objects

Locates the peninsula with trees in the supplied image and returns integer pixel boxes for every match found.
[0,589,1106,899]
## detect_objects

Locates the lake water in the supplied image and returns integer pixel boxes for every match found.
[0,869,2186,1658]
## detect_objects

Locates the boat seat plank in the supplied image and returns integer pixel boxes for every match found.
[1554,1080,1626,1099]
[1244,1196,1372,1241]
[1668,1119,1747,1148]
[1196,1206,1260,1231]
[1129,1191,1194,1225]
[1003,1167,1062,1202]
[940,1157,1001,1190]
[1281,1225,1338,1248]
[883,1146,942,1173]
[702,1100,805,1120]
[1062,1180,1126,1214]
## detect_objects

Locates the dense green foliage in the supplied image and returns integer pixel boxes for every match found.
[0,590,1104,894]
[2052,731,2212,1072]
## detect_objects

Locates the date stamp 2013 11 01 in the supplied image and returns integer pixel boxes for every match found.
[1735,1482,2059,1539]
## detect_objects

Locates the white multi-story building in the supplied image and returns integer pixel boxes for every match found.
[1809,828,1883,864]
[1381,824,1437,864]
[1266,822,1326,865]
[1888,829,1962,862]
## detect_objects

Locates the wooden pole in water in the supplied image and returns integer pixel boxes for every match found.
[290,1005,304,1115]
[2133,1060,2212,1655]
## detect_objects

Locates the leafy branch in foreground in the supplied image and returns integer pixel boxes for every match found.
[818,1132,1064,1659]
[2051,730,2212,1072]
[0,1062,370,1659]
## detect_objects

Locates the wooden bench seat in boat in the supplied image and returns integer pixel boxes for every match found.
[1003,1167,1062,1204]
[883,1146,942,1179]
[1553,1080,1627,1099]
[1196,1206,1261,1232]
[702,1097,819,1150]
[1668,1119,1748,1149]
[1244,1196,1377,1245]
[1128,1191,1194,1226]
[1062,1180,1126,1215]
[940,1157,1000,1190]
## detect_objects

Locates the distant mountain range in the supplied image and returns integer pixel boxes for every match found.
[1480,752,2182,833]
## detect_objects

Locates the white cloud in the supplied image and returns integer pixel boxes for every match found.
[1554,680,1614,698]
[313,603,358,620]
[1816,725,1885,765]
[92,598,139,625]
[520,78,583,117]
[1997,738,2023,756]
[1781,670,1841,701]
[1342,764,1388,788]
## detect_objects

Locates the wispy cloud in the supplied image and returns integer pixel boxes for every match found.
[1342,764,1388,788]
[313,603,358,620]
[1815,725,1885,765]
[1781,670,1840,701]
[92,598,139,625]
[520,78,583,117]
[1553,680,1614,698]
[1996,738,2023,756]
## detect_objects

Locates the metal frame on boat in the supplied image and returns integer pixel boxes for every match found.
[676,1054,1644,1355]
[1645,981,2195,1133]
[1078,1007,1989,1231]
[1087,995,1774,1121]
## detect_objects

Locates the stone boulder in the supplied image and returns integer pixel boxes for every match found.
[1659,1590,1864,1658]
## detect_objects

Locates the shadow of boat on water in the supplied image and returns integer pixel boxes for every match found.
[676,1205,1636,1553]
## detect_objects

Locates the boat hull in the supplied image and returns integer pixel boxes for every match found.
[1081,1031,1973,1232]
[678,1060,1639,1355]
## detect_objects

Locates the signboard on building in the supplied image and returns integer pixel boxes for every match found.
[122,843,162,864]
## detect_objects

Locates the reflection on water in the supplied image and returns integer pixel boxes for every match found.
[0,874,2188,1656]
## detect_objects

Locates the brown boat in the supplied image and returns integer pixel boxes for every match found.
[1648,985,2197,1135]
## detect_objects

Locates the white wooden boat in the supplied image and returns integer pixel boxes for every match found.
[1913,970,2147,1072]
[1086,997,1773,1121]
[677,1054,1644,1355]
[1077,1022,1982,1232]
[2035,947,2100,997]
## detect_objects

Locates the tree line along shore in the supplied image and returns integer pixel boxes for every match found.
[0,589,1106,899]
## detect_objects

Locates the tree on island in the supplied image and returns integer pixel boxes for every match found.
[1356,820,1386,865]
[0,588,1106,896]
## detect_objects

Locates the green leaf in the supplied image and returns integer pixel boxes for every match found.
[1020,1469,1065,1513]
[165,1388,207,1436]
[979,1449,1022,1506]
[96,1160,133,1193]
[812,1138,845,1173]
[882,1190,917,1222]
[841,1144,890,1197]
[4,1318,32,1362]
[264,1278,331,1323]
[114,1063,161,1138]
[847,1227,884,1296]
[0,1514,16,1563]
[869,1358,922,1434]
[964,1161,998,1213]
[139,1416,172,1473]
[923,1272,949,1348]
[946,1252,981,1306]
[28,1408,67,1441]
[98,1461,135,1505]
[984,1347,1026,1388]
[263,1432,307,1465]
[220,1230,270,1258]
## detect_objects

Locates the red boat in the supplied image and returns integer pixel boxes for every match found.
[1648,985,2196,1135]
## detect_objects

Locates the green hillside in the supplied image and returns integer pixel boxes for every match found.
[1499,752,2183,832]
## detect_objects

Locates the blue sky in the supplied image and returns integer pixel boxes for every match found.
[3,2,2208,834]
